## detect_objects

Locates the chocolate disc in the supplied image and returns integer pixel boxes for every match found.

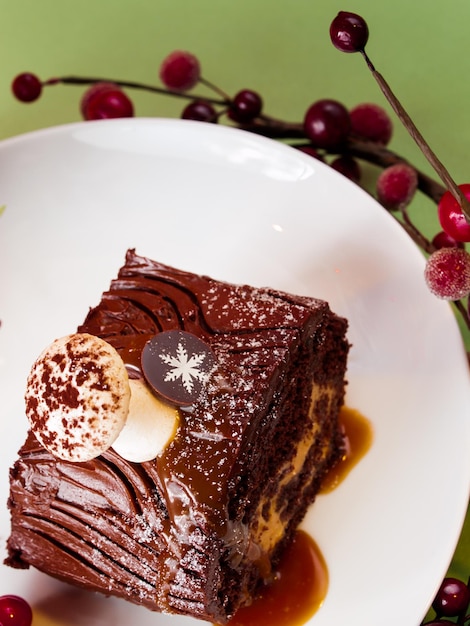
[141,330,216,406]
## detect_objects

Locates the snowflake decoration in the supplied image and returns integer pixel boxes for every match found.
[141,330,216,406]
[159,342,209,393]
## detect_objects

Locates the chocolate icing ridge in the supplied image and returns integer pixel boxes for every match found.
[118,249,329,331]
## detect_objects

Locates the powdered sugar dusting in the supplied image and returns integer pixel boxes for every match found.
[201,284,303,331]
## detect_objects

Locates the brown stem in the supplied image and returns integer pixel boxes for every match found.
[242,114,448,204]
[198,76,231,102]
[344,138,447,204]
[240,115,305,138]
[400,207,435,253]
[361,50,470,222]
[453,300,470,344]
[454,300,470,332]
[44,75,230,106]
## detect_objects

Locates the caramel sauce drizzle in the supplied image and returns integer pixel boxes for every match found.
[224,407,373,626]
[321,406,373,494]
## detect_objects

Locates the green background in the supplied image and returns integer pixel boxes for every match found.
[0,0,468,619]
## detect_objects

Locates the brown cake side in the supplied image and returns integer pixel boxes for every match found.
[5,249,349,624]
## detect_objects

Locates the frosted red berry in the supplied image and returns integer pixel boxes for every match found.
[182,100,217,122]
[0,595,33,626]
[228,89,263,123]
[432,577,470,617]
[159,51,200,91]
[81,86,134,120]
[350,103,393,145]
[424,247,470,300]
[376,163,418,211]
[438,184,470,243]
[11,73,42,103]
[304,99,351,149]
[330,12,369,53]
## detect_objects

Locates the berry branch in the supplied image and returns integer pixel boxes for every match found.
[20,75,456,210]
[10,17,470,344]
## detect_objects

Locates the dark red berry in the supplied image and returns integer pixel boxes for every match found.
[0,595,33,626]
[330,155,361,183]
[438,184,470,243]
[330,12,369,53]
[376,163,418,211]
[432,577,470,617]
[182,100,217,122]
[80,82,118,118]
[297,145,324,161]
[432,230,465,250]
[159,51,200,91]
[81,87,134,120]
[228,89,263,123]
[11,73,42,103]
[350,103,393,145]
[303,99,350,149]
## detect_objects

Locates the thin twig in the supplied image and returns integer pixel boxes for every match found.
[44,76,229,106]
[400,207,435,254]
[361,50,470,221]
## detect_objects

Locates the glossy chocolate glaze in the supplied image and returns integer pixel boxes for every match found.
[6,250,349,623]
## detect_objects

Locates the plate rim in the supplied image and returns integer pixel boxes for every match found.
[0,117,469,626]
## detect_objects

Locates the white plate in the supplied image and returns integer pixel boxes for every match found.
[0,118,469,626]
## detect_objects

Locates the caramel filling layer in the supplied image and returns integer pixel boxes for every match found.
[251,385,335,555]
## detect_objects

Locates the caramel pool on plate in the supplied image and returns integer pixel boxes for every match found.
[227,530,327,626]
[225,407,373,626]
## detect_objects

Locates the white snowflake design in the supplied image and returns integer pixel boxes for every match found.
[159,342,209,394]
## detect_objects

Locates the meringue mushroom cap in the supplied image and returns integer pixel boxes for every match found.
[25,333,131,462]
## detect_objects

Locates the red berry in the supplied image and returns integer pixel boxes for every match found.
[11,73,42,102]
[182,100,217,122]
[81,86,134,120]
[297,145,324,161]
[228,89,263,123]
[159,51,200,91]
[330,155,361,183]
[303,99,350,149]
[424,247,470,300]
[432,577,470,617]
[330,12,369,53]
[80,82,118,118]
[0,595,33,626]
[438,184,470,243]
[432,230,465,250]
[350,103,393,145]
[376,163,418,211]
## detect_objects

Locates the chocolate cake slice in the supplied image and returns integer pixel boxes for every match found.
[5,249,349,624]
